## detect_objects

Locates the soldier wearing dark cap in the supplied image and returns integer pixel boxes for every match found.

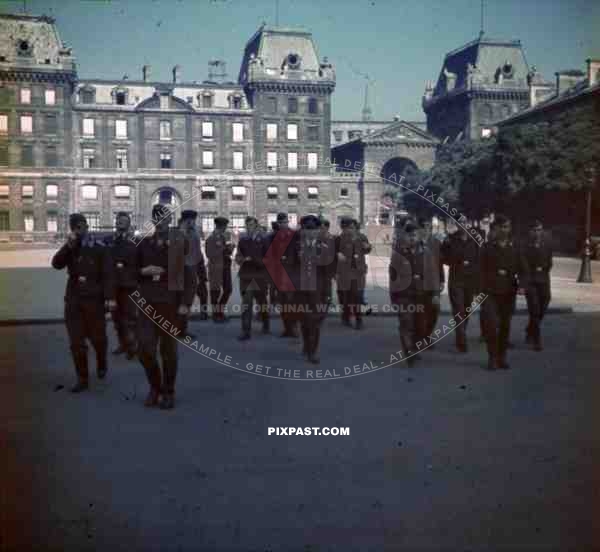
[105,211,138,359]
[294,214,334,363]
[235,216,270,340]
[136,204,194,409]
[265,212,299,337]
[480,215,519,370]
[518,219,552,350]
[179,210,209,327]
[335,216,368,329]
[442,224,481,352]
[205,216,234,322]
[389,222,427,366]
[52,213,117,392]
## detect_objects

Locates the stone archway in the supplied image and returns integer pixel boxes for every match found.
[378,157,419,225]
[151,187,182,226]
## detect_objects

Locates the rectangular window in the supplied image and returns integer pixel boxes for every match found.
[116,149,128,170]
[20,88,31,104]
[81,90,94,104]
[160,152,172,169]
[308,186,319,199]
[21,145,34,166]
[0,114,7,134]
[45,114,57,134]
[160,95,169,110]
[266,97,277,114]
[201,215,216,234]
[287,152,298,171]
[267,186,278,200]
[83,149,95,169]
[232,96,242,109]
[81,185,98,200]
[46,213,57,232]
[233,151,244,170]
[202,150,214,167]
[114,185,130,198]
[0,185,9,198]
[202,95,212,108]
[232,123,244,142]
[83,118,94,136]
[160,120,171,140]
[307,152,318,171]
[287,123,298,141]
[82,212,100,231]
[231,186,246,200]
[340,187,349,198]
[201,185,216,200]
[288,186,299,200]
[307,125,320,142]
[288,97,298,113]
[45,89,56,105]
[333,130,343,142]
[267,151,277,170]
[23,213,34,232]
[202,121,213,138]
[308,98,318,114]
[20,115,33,134]
[46,184,58,199]
[0,211,9,231]
[22,184,34,198]
[266,123,278,141]
[45,146,57,167]
[116,92,126,105]
[115,119,128,139]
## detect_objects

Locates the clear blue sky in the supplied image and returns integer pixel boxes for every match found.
[3,0,598,121]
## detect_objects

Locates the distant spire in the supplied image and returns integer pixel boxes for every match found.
[361,80,372,122]
[479,0,485,37]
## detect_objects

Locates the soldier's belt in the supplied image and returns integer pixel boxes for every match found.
[142,273,168,283]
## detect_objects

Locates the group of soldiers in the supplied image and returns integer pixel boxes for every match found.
[51,204,552,410]
[390,214,552,370]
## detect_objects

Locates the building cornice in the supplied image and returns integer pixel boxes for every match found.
[247,80,335,95]
[0,68,77,84]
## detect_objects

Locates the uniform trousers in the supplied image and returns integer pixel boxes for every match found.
[448,285,478,346]
[525,282,551,341]
[111,287,138,351]
[482,292,515,359]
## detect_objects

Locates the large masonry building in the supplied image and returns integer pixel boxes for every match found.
[0,13,344,239]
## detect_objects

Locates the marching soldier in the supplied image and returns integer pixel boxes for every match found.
[389,222,426,366]
[295,215,332,364]
[518,219,553,351]
[236,216,270,340]
[107,211,138,359]
[418,217,445,343]
[265,212,299,338]
[353,220,373,315]
[442,224,481,352]
[136,204,194,409]
[319,218,337,314]
[480,215,519,370]
[52,213,116,392]
[205,216,234,323]
[335,216,369,330]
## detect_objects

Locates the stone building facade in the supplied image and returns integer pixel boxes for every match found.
[0,14,338,241]
[422,33,532,141]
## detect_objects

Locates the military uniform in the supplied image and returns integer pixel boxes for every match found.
[236,220,270,339]
[335,218,369,329]
[52,215,115,391]
[480,238,519,369]
[205,217,234,322]
[319,222,337,314]
[421,234,445,340]
[106,225,138,358]
[389,236,427,364]
[136,208,194,408]
[442,231,480,352]
[519,236,552,349]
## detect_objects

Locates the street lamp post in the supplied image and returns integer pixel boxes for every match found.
[577,166,594,283]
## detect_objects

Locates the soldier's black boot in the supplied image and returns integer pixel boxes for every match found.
[96,345,108,380]
[144,388,160,407]
[70,350,89,392]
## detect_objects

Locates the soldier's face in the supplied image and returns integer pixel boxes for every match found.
[116,216,130,231]
[421,222,432,239]
[182,218,195,231]
[407,231,419,248]
[72,222,88,238]
[497,222,511,239]
[530,226,543,240]
[246,221,257,233]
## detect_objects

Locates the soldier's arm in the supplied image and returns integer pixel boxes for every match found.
[51,241,74,270]
[101,245,117,302]
[480,244,491,290]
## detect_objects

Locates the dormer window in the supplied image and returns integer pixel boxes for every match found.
[160,95,169,110]
[80,86,95,104]
[502,62,514,79]
[116,92,126,105]
[200,92,214,108]
[228,94,243,109]
[17,39,32,57]
[286,53,301,70]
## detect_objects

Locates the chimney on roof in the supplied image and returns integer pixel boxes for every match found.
[172,65,181,84]
[555,70,585,95]
[586,58,600,87]
[143,65,151,82]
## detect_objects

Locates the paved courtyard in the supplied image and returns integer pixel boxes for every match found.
[2,307,599,550]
